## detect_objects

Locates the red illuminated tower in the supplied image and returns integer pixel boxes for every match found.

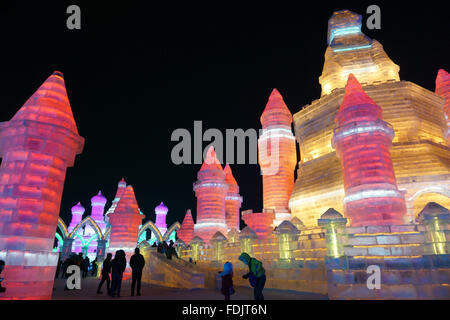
[224,164,242,231]
[435,69,450,145]
[332,74,406,226]
[0,71,84,299]
[193,147,228,243]
[177,209,195,244]
[108,185,143,276]
[258,89,297,226]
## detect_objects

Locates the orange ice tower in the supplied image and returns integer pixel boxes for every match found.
[224,164,242,231]
[193,147,228,243]
[107,185,143,277]
[435,69,450,145]
[0,71,84,299]
[332,74,406,226]
[258,89,297,226]
[177,209,195,244]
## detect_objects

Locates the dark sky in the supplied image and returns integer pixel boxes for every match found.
[0,1,448,228]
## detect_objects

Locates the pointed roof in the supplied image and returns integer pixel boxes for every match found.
[71,201,85,214]
[436,69,450,96]
[197,147,225,181]
[320,208,343,220]
[11,71,79,134]
[224,164,238,185]
[155,201,168,214]
[111,185,140,216]
[336,74,381,124]
[260,88,292,127]
[91,190,107,206]
[419,202,450,218]
[274,220,300,235]
[181,209,194,226]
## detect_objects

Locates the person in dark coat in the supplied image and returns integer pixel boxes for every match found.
[91,258,98,276]
[109,250,126,297]
[168,240,179,259]
[96,253,112,294]
[82,256,90,278]
[130,248,146,296]
[218,262,234,300]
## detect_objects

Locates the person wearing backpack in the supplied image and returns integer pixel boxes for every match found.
[238,252,266,300]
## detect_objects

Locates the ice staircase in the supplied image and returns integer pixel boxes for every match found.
[141,248,206,289]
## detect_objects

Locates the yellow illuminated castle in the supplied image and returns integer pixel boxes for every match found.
[289,10,450,227]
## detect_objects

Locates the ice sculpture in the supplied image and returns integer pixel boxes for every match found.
[224,164,242,231]
[107,185,143,276]
[258,89,296,226]
[193,147,228,243]
[435,69,450,145]
[177,209,195,244]
[154,202,168,237]
[0,71,84,299]
[332,74,406,226]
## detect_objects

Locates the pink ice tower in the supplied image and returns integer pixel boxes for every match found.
[193,147,229,244]
[155,202,168,237]
[90,191,107,232]
[68,202,85,232]
[0,71,84,299]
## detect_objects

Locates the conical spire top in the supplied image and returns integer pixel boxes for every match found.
[336,74,381,125]
[113,185,140,216]
[199,146,223,172]
[224,164,238,186]
[260,88,292,128]
[91,190,107,205]
[11,71,79,134]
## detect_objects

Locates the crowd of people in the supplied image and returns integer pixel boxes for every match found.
[53,240,266,300]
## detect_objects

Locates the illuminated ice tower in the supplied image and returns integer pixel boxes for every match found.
[177,209,195,244]
[108,185,143,274]
[68,201,86,254]
[90,191,107,232]
[105,178,127,226]
[224,164,242,231]
[258,89,296,227]
[155,202,168,237]
[435,69,450,145]
[193,147,229,243]
[81,191,107,258]
[0,71,84,299]
[332,74,406,226]
[68,202,85,232]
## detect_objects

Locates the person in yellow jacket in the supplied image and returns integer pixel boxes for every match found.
[238,252,266,300]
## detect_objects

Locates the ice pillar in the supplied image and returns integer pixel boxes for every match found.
[258,89,296,227]
[0,71,84,299]
[332,74,406,226]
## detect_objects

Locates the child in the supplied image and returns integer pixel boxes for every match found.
[218,261,234,300]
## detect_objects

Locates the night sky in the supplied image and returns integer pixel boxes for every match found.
[0,1,448,228]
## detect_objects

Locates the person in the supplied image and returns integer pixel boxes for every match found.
[130,248,146,296]
[218,262,234,300]
[97,253,112,294]
[165,240,178,260]
[110,250,126,297]
[162,241,170,259]
[157,242,163,253]
[91,258,98,276]
[82,256,90,278]
[238,252,266,300]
